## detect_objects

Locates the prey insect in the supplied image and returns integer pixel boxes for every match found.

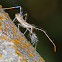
[30,32,38,49]
[3,6,56,52]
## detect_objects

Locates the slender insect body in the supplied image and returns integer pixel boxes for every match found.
[15,13,34,34]
[2,6,56,52]
[15,13,32,28]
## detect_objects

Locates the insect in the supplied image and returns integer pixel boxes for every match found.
[29,32,38,49]
[2,6,56,52]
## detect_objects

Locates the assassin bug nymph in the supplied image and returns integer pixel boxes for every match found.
[2,6,56,52]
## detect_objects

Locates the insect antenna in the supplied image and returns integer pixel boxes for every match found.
[34,27,56,52]
[2,6,22,14]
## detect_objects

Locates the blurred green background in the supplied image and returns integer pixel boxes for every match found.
[0,0,62,62]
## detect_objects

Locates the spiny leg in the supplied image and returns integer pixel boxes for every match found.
[35,27,56,52]
[2,6,22,14]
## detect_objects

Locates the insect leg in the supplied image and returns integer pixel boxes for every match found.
[24,29,28,34]
[28,32,31,37]
[35,27,56,52]
[35,43,37,49]
[28,27,33,37]
[31,27,33,34]
[24,13,27,21]
[24,28,32,37]
[12,17,16,22]
[25,28,31,37]
[27,27,33,37]
[18,24,21,30]
[2,6,22,14]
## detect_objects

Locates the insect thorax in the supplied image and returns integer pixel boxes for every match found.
[15,13,23,18]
